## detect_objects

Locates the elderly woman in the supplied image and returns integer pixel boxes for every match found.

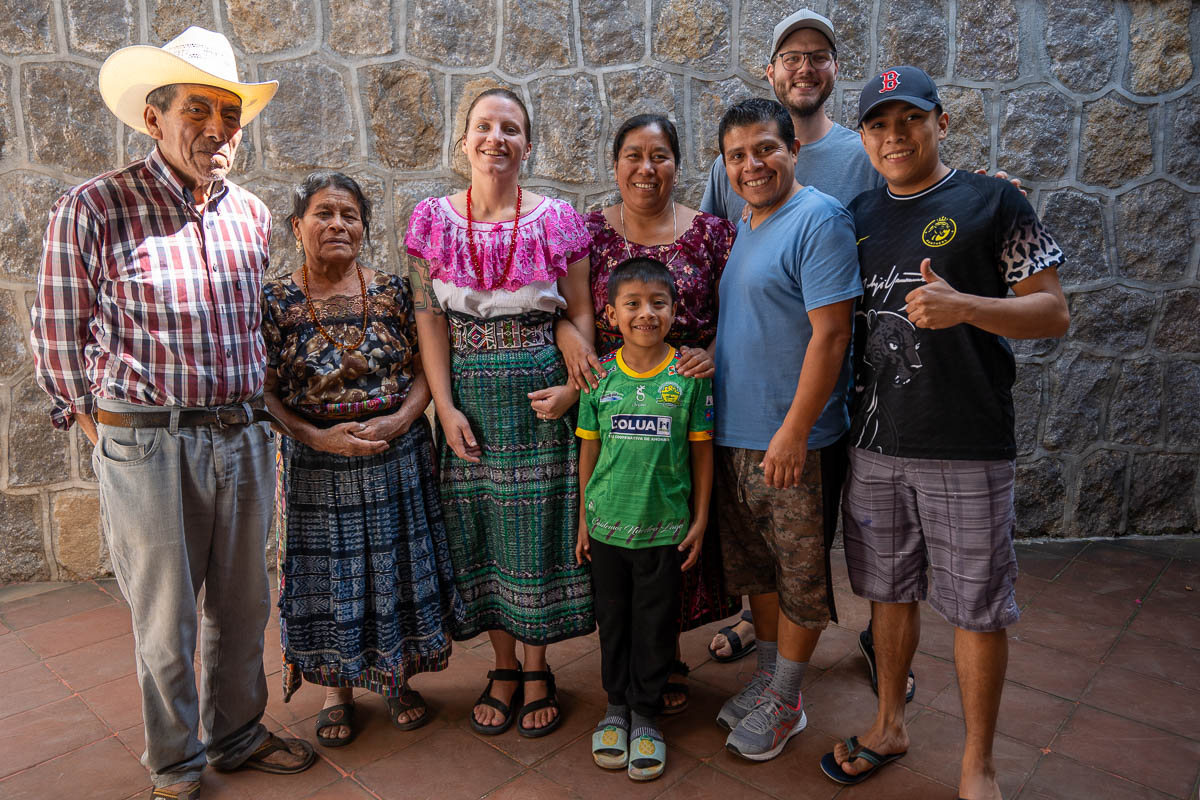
[263,172,464,747]
[406,88,596,738]
[580,113,741,712]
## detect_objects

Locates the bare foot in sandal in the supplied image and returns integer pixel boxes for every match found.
[319,687,354,742]
[709,611,756,661]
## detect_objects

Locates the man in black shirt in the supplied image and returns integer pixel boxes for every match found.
[819,67,1068,800]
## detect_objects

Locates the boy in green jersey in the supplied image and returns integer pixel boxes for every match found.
[575,258,715,782]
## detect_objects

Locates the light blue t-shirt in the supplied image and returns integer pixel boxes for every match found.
[700,122,884,220]
[713,186,863,451]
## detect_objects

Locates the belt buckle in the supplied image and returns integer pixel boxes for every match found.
[214,405,246,428]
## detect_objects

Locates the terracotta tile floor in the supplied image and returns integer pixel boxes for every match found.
[1,537,1197,800]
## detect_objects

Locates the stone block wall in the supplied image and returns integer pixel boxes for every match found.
[0,0,1197,581]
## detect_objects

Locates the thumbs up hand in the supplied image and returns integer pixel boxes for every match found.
[904,258,970,330]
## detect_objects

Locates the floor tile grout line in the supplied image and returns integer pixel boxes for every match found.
[0,730,126,786]
[0,635,40,676]
[1040,744,1195,800]
[90,576,127,605]
[1096,551,1177,661]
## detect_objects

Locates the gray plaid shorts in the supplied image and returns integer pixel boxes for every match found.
[841,448,1020,632]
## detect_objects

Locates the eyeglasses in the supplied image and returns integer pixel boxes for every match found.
[774,49,835,72]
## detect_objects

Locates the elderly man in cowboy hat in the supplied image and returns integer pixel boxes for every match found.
[31,26,313,799]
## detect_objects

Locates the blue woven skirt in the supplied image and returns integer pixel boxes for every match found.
[277,417,465,699]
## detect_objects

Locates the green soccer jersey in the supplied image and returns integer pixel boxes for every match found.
[576,347,714,549]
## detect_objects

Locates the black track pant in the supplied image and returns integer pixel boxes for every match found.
[590,538,683,717]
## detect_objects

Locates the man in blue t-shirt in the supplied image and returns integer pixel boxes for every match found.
[700,8,919,706]
[819,67,1068,799]
[711,97,862,762]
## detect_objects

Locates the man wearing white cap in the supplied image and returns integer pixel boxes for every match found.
[31,27,313,799]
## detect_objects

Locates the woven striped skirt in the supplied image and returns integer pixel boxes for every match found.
[440,311,595,644]
[276,417,465,699]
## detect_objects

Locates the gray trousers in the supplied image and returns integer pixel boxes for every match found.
[94,398,275,787]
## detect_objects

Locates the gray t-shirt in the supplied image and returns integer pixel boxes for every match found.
[700,122,884,219]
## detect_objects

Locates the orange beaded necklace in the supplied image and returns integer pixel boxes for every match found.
[301,260,368,353]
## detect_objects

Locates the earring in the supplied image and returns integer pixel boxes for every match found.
[294,239,303,255]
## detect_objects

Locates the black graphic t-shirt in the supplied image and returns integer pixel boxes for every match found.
[847,170,1065,460]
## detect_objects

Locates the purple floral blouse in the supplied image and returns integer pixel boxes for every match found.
[585,209,736,357]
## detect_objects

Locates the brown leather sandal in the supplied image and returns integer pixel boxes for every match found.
[233,733,315,774]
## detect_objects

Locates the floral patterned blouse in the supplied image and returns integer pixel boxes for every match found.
[585,209,736,357]
[262,271,417,421]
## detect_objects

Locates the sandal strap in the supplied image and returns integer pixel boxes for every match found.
[845,735,888,767]
[316,703,354,726]
[740,608,754,623]
[150,785,200,800]
[521,669,556,692]
[720,625,744,654]
[388,690,425,714]
[250,733,289,760]
[518,695,558,714]
[486,668,524,682]
[475,690,513,714]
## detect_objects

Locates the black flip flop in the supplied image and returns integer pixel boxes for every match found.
[471,664,524,735]
[517,668,563,738]
[819,736,906,785]
[859,628,916,703]
[315,702,357,747]
[708,609,757,663]
[387,688,432,732]
[662,659,690,715]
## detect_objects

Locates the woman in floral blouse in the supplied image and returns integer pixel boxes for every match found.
[583,114,740,712]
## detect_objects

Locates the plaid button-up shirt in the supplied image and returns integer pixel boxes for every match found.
[31,148,272,430]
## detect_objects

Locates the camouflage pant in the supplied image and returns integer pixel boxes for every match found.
[715,445,830,629]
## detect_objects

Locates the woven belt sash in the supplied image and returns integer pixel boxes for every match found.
[449,312,555,351]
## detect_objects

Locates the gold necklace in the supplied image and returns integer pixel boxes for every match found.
[619,201,680,268]
[301,261,368,352]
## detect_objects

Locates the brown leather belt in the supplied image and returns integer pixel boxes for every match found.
[95,399,274,429]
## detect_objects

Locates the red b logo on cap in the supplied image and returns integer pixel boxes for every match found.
[879,70,900,92]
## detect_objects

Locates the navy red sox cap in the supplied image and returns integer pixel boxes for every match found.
[857,66,942,128]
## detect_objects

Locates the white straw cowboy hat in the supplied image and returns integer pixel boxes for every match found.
[99,26,278,135]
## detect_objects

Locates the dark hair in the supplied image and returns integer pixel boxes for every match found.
[145,84,179,113]
[460,87,532,145]
[717,97,795,155]
[611,114,681,164]
[606,257,677,305]
[287,171,372,245]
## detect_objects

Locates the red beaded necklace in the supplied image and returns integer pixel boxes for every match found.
[302,260,368,353]
[466,184,522,286]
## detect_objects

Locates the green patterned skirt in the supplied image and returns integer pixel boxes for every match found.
[439,311,595,644]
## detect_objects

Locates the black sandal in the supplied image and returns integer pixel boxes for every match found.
[471,663,524,736]
[517,667,562,738]
[387,687,432,732]
[859,627,916,703]
[315,702,357,747]
[662,660,690,715]
[708,609,757,663]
